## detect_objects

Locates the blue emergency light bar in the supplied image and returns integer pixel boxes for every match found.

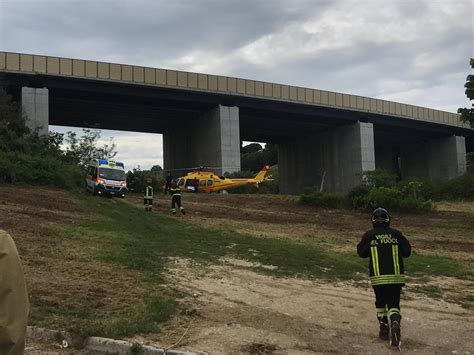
[98,159,124,168]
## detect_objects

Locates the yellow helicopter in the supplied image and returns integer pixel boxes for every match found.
[173,165,273,193]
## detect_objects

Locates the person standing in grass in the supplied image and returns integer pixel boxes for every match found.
[170,180,185,215]
[144,177,154,212]
[357,208,411,348]
[164,172,173,195]
[0,229,29,355]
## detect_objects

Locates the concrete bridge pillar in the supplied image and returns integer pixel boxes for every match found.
[279,121,376,194]
[163,105,240,176]
[21,87,49,136]
[400,136,466,181]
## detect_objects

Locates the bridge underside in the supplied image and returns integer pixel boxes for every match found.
[3,72,473,193]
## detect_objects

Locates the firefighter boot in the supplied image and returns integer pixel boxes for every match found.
[180,207,186,215]
[172,208,177,215]
[389,313,402,347]
[378,316,389,341]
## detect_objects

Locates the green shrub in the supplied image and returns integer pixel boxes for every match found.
[362,170,398,189]
[300,191,346,208]
[399,173,474,201]
[347,185,370,209]
[345,173,436,213]
[439,173,474,200]
[366,187,402,209]
[0,152,83,188]
[224,165,278,194]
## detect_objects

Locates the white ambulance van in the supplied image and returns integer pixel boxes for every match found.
[85,159,128,197]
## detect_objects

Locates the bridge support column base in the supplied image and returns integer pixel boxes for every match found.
[400,136,466,181]
[163,105,240,177]
[278,121,375,194]
[21,87,49,136]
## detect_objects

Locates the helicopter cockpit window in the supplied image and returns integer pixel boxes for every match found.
[200,180,206,187]
[207,180,213,186]
[177,178,184,187]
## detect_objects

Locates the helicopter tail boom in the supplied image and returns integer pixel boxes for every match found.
[254,165,270,182]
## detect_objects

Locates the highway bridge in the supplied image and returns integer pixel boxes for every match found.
[1,51,472,193]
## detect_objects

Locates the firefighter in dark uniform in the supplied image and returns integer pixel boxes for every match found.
[357,208,411,348]
[170,181,185,215]
[144,177,154,212]
[164,172,173,195]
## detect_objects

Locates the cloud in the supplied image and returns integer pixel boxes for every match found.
[2,0,472,166]
[50,126,163,170]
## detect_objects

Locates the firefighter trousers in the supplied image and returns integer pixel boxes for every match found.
[171,195,181,210]
[373,285,402,322]
[144,198,153,211]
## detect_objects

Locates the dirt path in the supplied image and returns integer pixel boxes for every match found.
[133,257,473,354]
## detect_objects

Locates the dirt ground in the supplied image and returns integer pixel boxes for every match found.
[1,185,473,354]
[142,257,473,354]
[125,193,474,353]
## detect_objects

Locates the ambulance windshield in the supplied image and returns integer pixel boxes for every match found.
[98,168,125,181]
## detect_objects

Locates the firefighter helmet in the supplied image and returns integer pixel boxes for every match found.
[371,207,390,226]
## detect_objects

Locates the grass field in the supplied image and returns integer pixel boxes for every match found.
[1,184,473,351]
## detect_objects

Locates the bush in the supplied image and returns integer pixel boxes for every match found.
[365,187,434,212]
[224,165,278,194]
[300,191,346,208]
[398,173,474,201]
[439,173,474,200]
[126,169,165,194]
[346,185,370,209]
[343,170,435,213]
[362,170,398,189]
[0,152,83,188]
[366,187,402,209]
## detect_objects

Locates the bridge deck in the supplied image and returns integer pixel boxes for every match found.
[1,51,470,130]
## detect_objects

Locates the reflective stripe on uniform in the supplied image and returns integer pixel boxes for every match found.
[170,188,181,196]
[376,307,387,318]
[392,245,400,275]
[145,186,153,198]
[388,308,400,317]
[370,274,406,286]
[371,246,380,276]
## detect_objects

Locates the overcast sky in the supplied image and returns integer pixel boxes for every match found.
[1,0,472,169]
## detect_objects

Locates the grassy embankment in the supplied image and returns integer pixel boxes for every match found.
[31,192,474,340]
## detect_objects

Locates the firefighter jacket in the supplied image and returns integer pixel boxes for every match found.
[144,186,153,200]
[170,187,181,196]
[0,229,29,355]
[357,224,411,287]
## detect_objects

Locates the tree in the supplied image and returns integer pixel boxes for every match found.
[241,143,278,173]
[458,58,474,126]
[241,142,262,154]
[0,88,61,156]
[150,164,163,173]
[64,129,117,171]
[0,88,30,152]
[126,168,164,193]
